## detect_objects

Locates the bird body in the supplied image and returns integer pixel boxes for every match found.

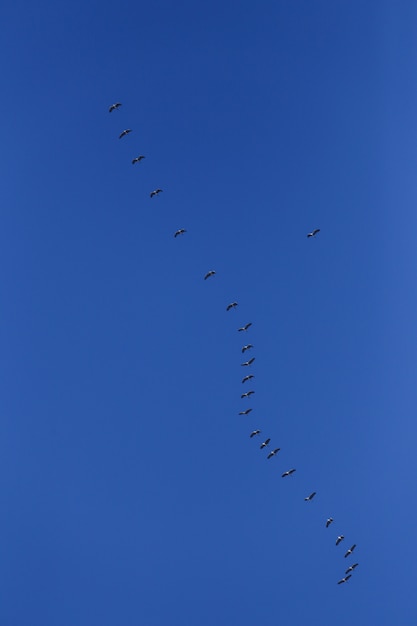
[132,155,145,164]
[250,430,261,438]
[281,468,296,477]
[238,323,252,332]
[242,374,254,384]
[241,357,255,367]
[345,563,358,574]
[241,390,255,399]
[267,448,280,459]
[204,270,216,280]
[337,575,351,585]
[226,302,238,311]
[260,438,270,449]
[109,102,122,112]
[307,228,320,238]
[150,188,163,198]
[336,535,345,546]
[119,129,132,138]
[326,518,334,528]
[174,229,187,238]
[344,544,356,558]
[304,492,316,501]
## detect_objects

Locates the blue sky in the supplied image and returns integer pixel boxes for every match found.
[1,1,417,624]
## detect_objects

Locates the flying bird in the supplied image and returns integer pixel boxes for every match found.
[242,374,254,384]
[226,302,238,311]
[267,448,280,459]
[204,270,216,280]
[132,155,145,164]
[304,492,316,501]
[337,575,352,585]
[345,563,358,575]
[241,357,255,367]
[336,535,345,546]
[260,438,270,449]
[174,229,187,238]
[241,344,254,353]
[109,102,122,112]
[150,189,163,198]
[307,228,320,238]
[344,544,356,558]
[119,129,132,139]
[239,408,252,416]
[326,518,334,528]
[250,430,261,438]
[241,390,255,399]
[238,323,252,332]
[281,468,296,477]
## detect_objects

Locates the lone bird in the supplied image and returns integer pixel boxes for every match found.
[344,544,356,558]
[238,323,252,332]
[242,344,254,353]
[307,228,320,238]
[204,270,216,280]
[326,518,334,528]
[242,374,254,384]
[174,229,187,238]
[119,129,132,139]
[345,563,358,575]
[150,189,163,198]
[260,438,270,449]
[132,155,145,164]
[226,302,238,311]
[304,492,316,501]
[281,469,296,477]
[336,535,345,546]
[337,575,351,585]
[241,390,255,399]
[239,408,252,416]
[250,430,261,438]
[241,357,255,367]
[267,448,280,459]
[109,102,122,112]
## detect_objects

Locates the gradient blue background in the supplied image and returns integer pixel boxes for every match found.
[1,1,417,624]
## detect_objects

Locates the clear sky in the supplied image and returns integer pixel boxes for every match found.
[1,1,417,624]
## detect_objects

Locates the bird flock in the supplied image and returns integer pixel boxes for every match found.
[108,101,359,587]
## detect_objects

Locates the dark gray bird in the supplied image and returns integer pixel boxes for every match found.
[119,129,132,139]
[326,518,334,528]
[337,575,352,585]
[109,102,122,112]
[238,323,252,332]
[241,357,255,367]
[304,491,316,501]
[150,188,163,198]
[281,468,296,477]
[307,228,320,238]
[226,302,238,311]
[132,155,145,164]
[204,270,216,280]
[336,535,345,546]
[242,374,254,384]
[260,438,270,449]
[242,344,254,353]
[239,408,252,415]
[344,544,356,558]
[174,229,187,238]
[345,563,358,575]
[250,430,261,438]
[267,448,280,459]
[241,390,255,399]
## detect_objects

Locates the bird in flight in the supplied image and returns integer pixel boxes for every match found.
[281,468,296,477]
[326,518,334,528]
[304,492,316,501]
[260,438,270,449]
[109,102,122,112]
[150,189,163,198]
[204,270,216,280]
[337,575,352,585]
[238,323,252,332]
[132,155,145,164]
[267,448,280,459]
[241,390,255,399]
[250,430,261,438]
[307,228,320,238]
[345,563,358,575]
[336,535,345,546]
[344,544,356,558]
[242,374,254,384]
[226,302,238,311]
[239,408,252,416]
[174,229,187,238]
[241,344,254,353]
[241,357,255,367]
[119,129,132,139]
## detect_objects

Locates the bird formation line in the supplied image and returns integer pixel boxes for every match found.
[108,101,359,587]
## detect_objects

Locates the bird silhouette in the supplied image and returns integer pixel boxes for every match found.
[238,323,252,332]
[150,188,163,198]
[109,102,122,112]
[241,374,254,384]
[307,228,320,238]
[260,438,270,449]
[241,390,255,399]
[238,408,252,416]
[267,448,280,459]
[204,270,216,280]
[226,302,238,311]
[337,575,351,585]
[119,129,132,139]
[304,492,316,501]
[336,535,345,546]
[241,357,255,367]
[132,155,145,164]
[174,229,187,238]
[326,518,334,528]
[281,469,296,477]
[344,544,356,558]
[250,430,261,438]
[345,563,358,575]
